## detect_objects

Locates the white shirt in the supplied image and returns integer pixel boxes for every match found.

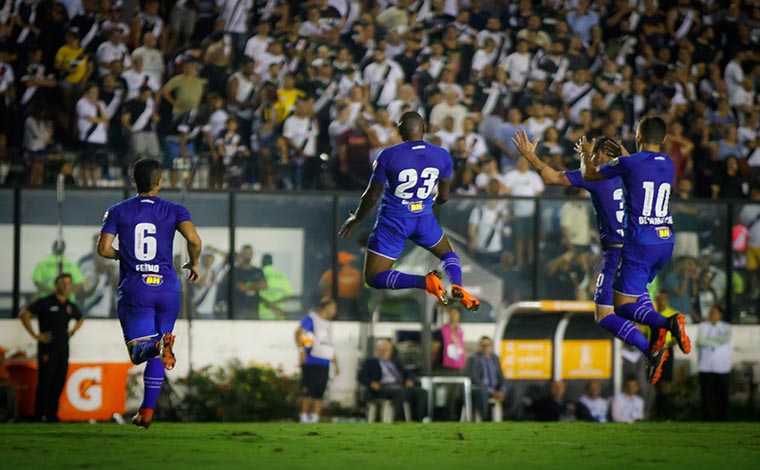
[724,60,744,98]
[219,0,253,34]
[121,69,160,99]
[560,201,591,246]
[730,87,755,108]
[464,133,488,162]
[0,61,15,97]
[208,109,230,140]
[525,117,555,139]
[500,51,532,89]
[76,98,107,144]
[579,395,609,423]
[471,48,498,73]
[96,40,131,76]
[475,172,507,189]
[611,393,644,423]
[307,311,335,360]
[468,202,508,252]
[503,169,545,217]
[132,46,164,85]
[562,81,596,124]
[283,115,318,157]
[740,204,760,247]
[387,98,424,124]
[244,34,272,61]
[363,60,404,106]
[369,123,395,162]
[429,102,468,135]
[435,129,459,151]
[697,321,733,374]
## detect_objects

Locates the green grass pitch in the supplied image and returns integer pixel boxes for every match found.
[2,422,759,469]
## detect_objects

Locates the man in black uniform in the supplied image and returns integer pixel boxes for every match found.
[19,273,85,422]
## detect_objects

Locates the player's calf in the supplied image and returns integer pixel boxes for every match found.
[159,333,177,370]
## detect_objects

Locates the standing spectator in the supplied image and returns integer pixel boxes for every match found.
[363,48,404,108]
[567,0,599,43]
[672,179,701,259]
[319,251,363,319]
[740,188,760,299]
[504,157,544,268]
[697,305,732,422]
[215,117,250,189]
[18,46,58,113]
[95,27,131,77]
[23,103,58,186]
[462,117,488,163]
[712,155,749,200]
[161,58,206,120]
[259,254,294,321]
[465,336,506,422]
[494,107,527,170]
[121,54,159,100]
[132,32,164,86]
[232,244,267,319]
[367,108,400,163]
[32,241,84,301]
[226,57,257,146]
[76,82,110,186]
[499,39,531,91]
[358,338,428,422]
[611,378,645,423]
[283,98,320,189]
[54,27,94,108]
[163,109,214,187]
[168,0,198,52]
[295,297,339,423]
[218,0,253,62]
[716,127,747,162]
[121,85,160,163]
[432,306,467,420]
[695,271,718,322]
[559,189,592,269]
[562,69,596,125]
[577,380,609,423]
[130,0,167,53]
[468,180,509,270]
[19,273,85,422]
[243,21,272,62]
[429,89,468,135]
[666,256,699,320]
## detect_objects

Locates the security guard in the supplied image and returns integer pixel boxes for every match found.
[20,273,85,422]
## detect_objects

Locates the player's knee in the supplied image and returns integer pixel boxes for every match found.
[595,308,614,324]
[366,272,382,289]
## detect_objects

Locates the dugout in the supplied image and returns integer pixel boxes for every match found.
[493,301,623,420]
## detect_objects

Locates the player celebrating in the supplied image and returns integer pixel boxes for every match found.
[580,117,691,383]
[97,158,202,429]
[512,130,663,375]
[338,111,479,311]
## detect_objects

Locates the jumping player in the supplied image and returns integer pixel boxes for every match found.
[512,131,666,374]
[338,111,479,311]
[580,116,691,383]
[97,158,202,428]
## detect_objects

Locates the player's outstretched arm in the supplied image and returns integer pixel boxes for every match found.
[338,182,384,238]
[97,233,119,260]
[512,130,571,186]
[178,221,202,283]
[578,136,604,181]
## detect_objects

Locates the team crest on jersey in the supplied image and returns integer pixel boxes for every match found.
[609,158,620,166]
[142,274,164,286]
[102,211,109,222]
[656,227,672,240]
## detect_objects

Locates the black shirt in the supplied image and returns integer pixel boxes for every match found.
[27,294,83,347]
[233,264,266,317]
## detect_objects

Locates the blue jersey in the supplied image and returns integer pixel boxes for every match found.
[369,141,453,218]
[101,195,192,290]
[599,151,674,245]
[565,169,625,246]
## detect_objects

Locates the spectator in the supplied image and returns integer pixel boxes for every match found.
[168,0,197,52]
[75,82,110,186]
[740,188,760,299]
[494,107,527,169]
[363,48,404,108]
[121,85,160,163]
[54,27,94,102]
[712,156,749,200]
[432,306,467,420]
[499,38,531,91]
[161,58,206,120]
[226,57,257,146]
[567,0,599,43]
[130,0,167,54]
[95,27,130,77]
[665,256,699,320]
[611,378,645,423]
[695,270,718,322]
[545,250,584,300]
[664,120,694,188]
[474,157,506,191]
[232,244,267,319]
[18,46,57,113]
[243,21,272,62]
[434,116,459,151]
[465,336,506,422]
[77,233,118,318]
[295,297,339,423]
[121,55,159,100]
[559,188,592,268]
[468,180,509,270]
[131,31,164,86]
[0,345,17,422]
[19,273,85,422]
[697,305,732,422]
[672,179,701,259]
[23,103,59,186]
[215,116,251,189]
[282,98,320,189]
[367,108,400,163]
[259,254,294,321]
[716,127,747,162]
[576,380,609,423]
[504,157,544,268]
[429,88,468,135]
[531,380,573,421]
[524,104,555,140]
[163,109,214,188]
[358,338,428,422]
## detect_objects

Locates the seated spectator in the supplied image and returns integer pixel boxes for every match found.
[611,378,645,423]
[465,336,506,422]
[358,338,428,422]
[531,380,574,421]
[576,380,609,422]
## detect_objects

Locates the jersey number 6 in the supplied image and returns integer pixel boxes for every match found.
[135,223,157,261]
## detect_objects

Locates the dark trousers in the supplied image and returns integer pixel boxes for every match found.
[369,384,428,422]
[472,385,502,421]
[699,372,730,421]
[35,344,69,422]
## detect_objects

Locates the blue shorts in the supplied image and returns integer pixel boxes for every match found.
[117,276,181,343]
[594,246,622,307]
[613,242,673,297]
[367,212,445,260]
[164,139,195,169]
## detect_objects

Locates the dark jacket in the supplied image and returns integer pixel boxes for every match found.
[465,353,506,391]
[358,357,414,386]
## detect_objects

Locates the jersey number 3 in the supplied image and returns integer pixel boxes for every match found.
[394,168,440,199]
[135,223,157,261]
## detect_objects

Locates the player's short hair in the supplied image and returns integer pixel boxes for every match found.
[133,158,162,193]
[55,273,72,283]
[637,116,667,144]
[398,111,425,140]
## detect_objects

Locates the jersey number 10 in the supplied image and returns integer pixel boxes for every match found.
[394,168,440,199]
[641,182,671,217]
[135,223,157,261]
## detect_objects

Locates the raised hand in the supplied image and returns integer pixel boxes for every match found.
[603,139,629,157]
[576,135,595,158]
[512,130,539,156]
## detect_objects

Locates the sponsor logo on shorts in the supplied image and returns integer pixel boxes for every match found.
[409,201,423,212]
[142,274,164,286]
[656,226,672,240]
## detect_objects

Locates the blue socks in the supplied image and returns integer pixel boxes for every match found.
[598,315,651,356]
[140,358,165,410]
[369,270,426,290]
[130,339,160,365]
[615,297,668,329]
[440,251,463,286]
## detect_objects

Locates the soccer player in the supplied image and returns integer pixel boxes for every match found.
[580,116,691,383]
[338,111,479,311]
[512,130,662,376]
[97,158,202,429]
